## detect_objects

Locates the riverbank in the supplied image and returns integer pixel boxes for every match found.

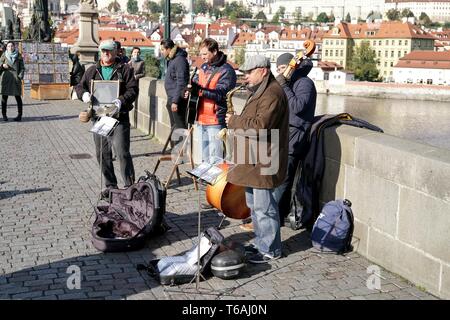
[316,81,450,102]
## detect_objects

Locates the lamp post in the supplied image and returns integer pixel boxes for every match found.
[161,0,171,79]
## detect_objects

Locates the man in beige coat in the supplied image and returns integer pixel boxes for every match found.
[226,55,289,263]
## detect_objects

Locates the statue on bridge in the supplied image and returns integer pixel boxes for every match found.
[5,19,13,40]
[13,16,22,40]
[80,0,98,8]
[28,0,52,42]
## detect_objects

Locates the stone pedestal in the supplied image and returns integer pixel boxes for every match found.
[71,3,99,68]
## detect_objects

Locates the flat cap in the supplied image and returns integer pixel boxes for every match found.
[99,39,117,51]
[239,55,271,72]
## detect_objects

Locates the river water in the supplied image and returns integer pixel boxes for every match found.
[315,94,450,151]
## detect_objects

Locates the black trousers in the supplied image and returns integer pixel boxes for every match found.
[278,154,302,223]
[2,95,22,118]
[165,99,187,130]
[93,122,135,188]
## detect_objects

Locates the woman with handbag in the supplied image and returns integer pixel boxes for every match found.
[0,41,25,121]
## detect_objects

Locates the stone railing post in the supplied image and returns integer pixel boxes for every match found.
[71,1,99,68]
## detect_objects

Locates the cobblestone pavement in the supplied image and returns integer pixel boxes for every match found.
[0,95,438,300]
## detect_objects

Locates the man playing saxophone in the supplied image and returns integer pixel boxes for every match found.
[225,55,289,264]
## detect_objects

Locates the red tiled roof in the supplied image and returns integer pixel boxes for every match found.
[262,25,282,33]
[232,32,255,46]
[54,29,78,40]
[60,29,154,47]
[193,24,207,32]
[377,21,436,39]
[431,30,450,40]
[318,61,344,71]
[395,50,450,69]
[310,29,326,43]
[323,21,436,40]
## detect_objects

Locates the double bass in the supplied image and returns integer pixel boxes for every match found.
[205,39,316,220]
[283,39,316,80]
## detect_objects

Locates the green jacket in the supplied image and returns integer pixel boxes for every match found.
[0,53,25,96]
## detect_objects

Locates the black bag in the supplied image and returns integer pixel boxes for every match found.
[91,171,167,252]
[211,247,246,280]
[142,227,224,286]
[288,165,314,231]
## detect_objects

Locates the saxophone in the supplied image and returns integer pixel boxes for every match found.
[216,85,245,161]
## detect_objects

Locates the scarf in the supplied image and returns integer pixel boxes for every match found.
[5,49,18,65]
[131,56,142,63]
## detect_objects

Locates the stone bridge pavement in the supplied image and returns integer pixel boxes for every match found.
[0,95,437,300]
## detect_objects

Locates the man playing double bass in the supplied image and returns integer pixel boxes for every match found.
[225,55,289,264]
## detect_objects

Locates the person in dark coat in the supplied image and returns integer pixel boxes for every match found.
[160,39,189,130]
[114,41,129,64]
[75,40,138,200]
[275,53,317,224]
[69,51,85,87]
[0,41,25,121]
[128,47,145,82]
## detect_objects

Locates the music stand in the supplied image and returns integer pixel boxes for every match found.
[153,124,198,190]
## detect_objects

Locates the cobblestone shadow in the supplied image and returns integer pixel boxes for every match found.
[0,187,52,201]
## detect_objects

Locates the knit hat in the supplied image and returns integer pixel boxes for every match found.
[276,53,294,67]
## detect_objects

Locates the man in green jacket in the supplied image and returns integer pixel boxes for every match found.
[76,40,138,200]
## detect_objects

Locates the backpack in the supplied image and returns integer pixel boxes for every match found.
[310,199,354,254]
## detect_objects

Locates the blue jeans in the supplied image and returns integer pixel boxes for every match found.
[245,185,284,258]
[196,123,225,164]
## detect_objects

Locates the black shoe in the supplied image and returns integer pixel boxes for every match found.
[2,116,7,122]
[13,116,21,122]
[244,243,258,255]
[101,186,118,200]
[201,203,214,210]
[280,216,290,227]
[247,252,281,264]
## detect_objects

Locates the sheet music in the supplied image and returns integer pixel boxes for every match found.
[185,235,212,266]
[155,235,212,275]
[89,116,119,137]
[186,161,225,185]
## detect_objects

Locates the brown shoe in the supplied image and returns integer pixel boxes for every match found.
[239,222,254,232]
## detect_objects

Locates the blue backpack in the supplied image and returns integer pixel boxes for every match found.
[311,199,354,254]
